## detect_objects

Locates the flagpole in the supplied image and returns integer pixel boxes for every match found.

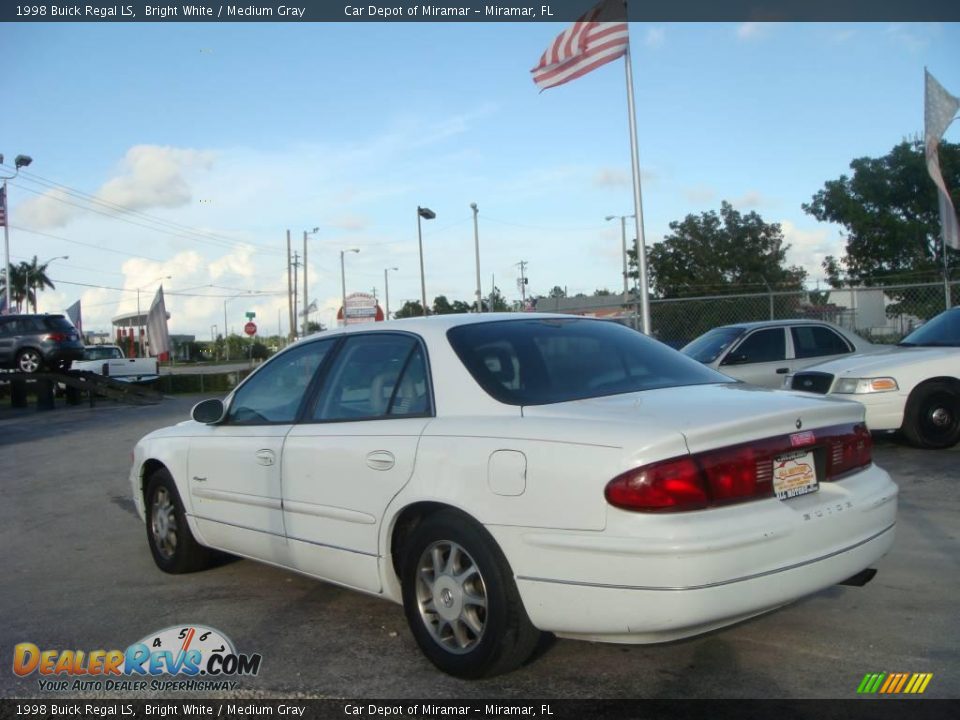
[622,43,651,334]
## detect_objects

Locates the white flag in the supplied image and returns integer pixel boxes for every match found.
[146,286,171,358]
[65,299,82,334]
[924,69,960,251]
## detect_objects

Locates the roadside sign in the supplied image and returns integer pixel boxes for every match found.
[244,321,257,336]
[245,311,256,319]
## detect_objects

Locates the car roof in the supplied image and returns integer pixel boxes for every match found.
[291,312,599,346]
[717,319,849,331]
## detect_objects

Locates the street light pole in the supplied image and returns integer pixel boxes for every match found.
[340,249,360,327]
[303,227,318,337]
[470,203,482,312]
[384,267,398,320]
[416,206,436,316]
[605,214,635,296]
[1,153,33,314]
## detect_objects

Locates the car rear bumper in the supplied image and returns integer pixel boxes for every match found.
[487,464,897,642]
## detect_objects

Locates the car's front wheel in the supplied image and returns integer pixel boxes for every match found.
[400,510,542,678]
[145,469,214,573]
[901,381,960,449]
[16,348,43,373]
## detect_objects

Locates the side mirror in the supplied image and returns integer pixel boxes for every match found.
[722,352,749,366]
[191,398,226,424]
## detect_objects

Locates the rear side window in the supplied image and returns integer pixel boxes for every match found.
[312,334,430,421]
[791,326,852,359]
[43,316,76,332]
[447,319,730,406]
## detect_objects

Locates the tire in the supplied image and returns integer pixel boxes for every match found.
[400,509,543,678]
[16,348,44,373]
[144,469,214,573]
[901,381,960,449]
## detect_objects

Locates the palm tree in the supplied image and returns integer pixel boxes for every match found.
[21,256,56,313]
[0,263,31,313]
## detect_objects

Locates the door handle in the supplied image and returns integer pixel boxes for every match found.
[776,368,789,374]
[192,476,207,482]
[366,450,395,471]
[255,449,275,466]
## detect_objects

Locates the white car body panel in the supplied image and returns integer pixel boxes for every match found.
[788,345,959,431]
[131,313,897,646]
[73,345,159,383]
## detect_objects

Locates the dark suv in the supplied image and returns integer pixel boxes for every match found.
[0,314,85,372]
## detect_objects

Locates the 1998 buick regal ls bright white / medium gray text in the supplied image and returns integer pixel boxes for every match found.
[130,314,898,678]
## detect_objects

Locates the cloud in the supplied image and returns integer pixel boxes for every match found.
[17,145,215,230]
[780,220,844,282]
[683,185,716,204]
[209,244,256,280]
[736,23,781,41]
[330,214,370,231]
[593,168,630,188]
[885,23,942,52]
[644,27,665,48]
[730,191,768,209]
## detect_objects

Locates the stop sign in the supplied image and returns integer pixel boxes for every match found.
[244,321,257,336]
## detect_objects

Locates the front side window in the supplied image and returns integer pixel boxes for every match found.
[447,319,730,406]
[681,327,745,363]
[791,326,852,359]
[226,339,333,425]
[313,334,430,421]
[725,328,786,364]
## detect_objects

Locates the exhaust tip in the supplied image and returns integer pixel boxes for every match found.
[838,568,877,587]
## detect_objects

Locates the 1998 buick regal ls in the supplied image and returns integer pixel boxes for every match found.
[130,314,897,677]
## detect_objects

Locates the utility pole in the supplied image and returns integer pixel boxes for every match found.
[302,231,309,338]
[291,251,301,336]
[516,260,528,304]
[286,230,294,342]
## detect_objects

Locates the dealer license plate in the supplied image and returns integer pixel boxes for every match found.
[773,449,819,501]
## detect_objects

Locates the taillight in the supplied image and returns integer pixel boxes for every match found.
[45,332,68,342]
[605,457,707,512]
[606,423,871,513]
[827,423,872,477]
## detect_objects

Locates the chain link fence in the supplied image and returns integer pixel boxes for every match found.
[535,281,959,348]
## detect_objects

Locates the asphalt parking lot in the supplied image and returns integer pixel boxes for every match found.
[1,396,957,700]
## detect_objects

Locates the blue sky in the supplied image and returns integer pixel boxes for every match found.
[2,20,958,336]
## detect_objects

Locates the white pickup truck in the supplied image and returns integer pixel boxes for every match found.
[72,345,160,383]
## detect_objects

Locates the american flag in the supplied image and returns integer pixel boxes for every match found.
[0,184,6,227]
[530,0,629,92]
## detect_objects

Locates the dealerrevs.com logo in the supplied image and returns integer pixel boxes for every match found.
[13,625,262,692]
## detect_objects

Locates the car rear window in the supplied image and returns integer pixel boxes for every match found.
[447,318,732,406]
[43,316,76,332]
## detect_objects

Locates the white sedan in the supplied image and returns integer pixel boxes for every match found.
[130,314,897,678]
[788,307,960,449]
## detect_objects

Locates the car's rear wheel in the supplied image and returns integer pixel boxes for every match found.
[400,510,542,678]
[145,469,214,573]
[901,381,960,449]
[16,348,43,373]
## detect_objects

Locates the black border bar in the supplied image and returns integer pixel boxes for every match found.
[2,1,959,23]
